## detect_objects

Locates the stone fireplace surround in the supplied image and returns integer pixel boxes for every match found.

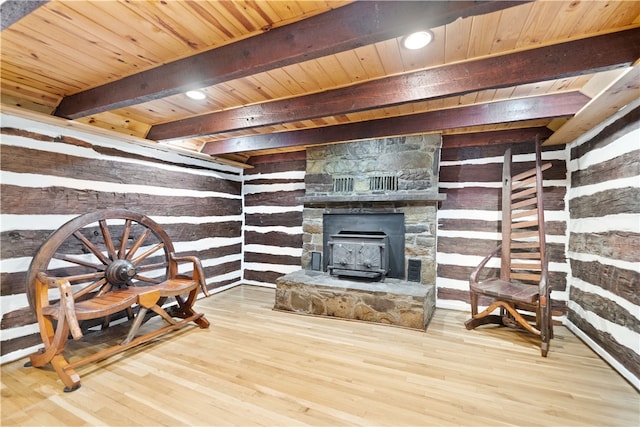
[275,135,444,330]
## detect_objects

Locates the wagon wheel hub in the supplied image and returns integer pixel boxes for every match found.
[105,259,137,287]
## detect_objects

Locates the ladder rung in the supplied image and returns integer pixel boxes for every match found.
[512,186,537,200]
[512,197,537,210]
[512,220,539,229]
[511,252,541,259]
[512,162,552,183]
[512,231,540,240]
[511,241,540,249]
[512,209,538,220]
[511,175,537,190]
[512,168,537,183]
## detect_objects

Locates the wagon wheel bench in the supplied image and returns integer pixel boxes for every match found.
[24,209,210,392]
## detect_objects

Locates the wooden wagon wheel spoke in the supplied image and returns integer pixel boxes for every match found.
[135,262,168,272]
[72,230,110,265]
[133,274,162,284]
[98,219,117,261]
[52,252,106,271]
[131,242,165,266]
[54,271,106,284]
[118,219,132,259]
[125,228,152,260]
[75,278,109,299]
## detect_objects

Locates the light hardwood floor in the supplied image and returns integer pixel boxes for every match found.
[2,285,638,426]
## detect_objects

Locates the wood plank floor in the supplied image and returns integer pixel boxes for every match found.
[2,285,638,426]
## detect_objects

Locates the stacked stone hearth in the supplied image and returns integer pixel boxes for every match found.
[275,134,444,330]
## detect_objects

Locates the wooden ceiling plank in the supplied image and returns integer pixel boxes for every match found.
[201,92,589,155]
[53,1,528,119]
[148,28,640,141]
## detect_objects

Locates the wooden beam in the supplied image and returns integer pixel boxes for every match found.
[544,63,640,146]
[442,128,553,149]
[54,1,525,119]
[149,28,640,142]
[202,92,589,155]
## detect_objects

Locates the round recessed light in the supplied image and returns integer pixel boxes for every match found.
[403,30,433,50]
[186,90,206,100]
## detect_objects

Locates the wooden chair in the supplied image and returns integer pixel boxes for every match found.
[465,141,553,356]
[25,209,210,391]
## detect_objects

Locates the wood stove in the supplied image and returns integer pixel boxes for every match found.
[322,213,405,280]
[327,231,389,280]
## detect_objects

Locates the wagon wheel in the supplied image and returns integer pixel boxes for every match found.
[25,209,176,320]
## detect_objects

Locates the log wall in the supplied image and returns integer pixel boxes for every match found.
[436,138,569,315]
[565,104,639,386]
[242,152,306,286]
[0,112,244,363]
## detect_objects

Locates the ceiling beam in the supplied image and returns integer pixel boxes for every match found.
[54,1,526,119]
[149,28,640,141]
[202,92,589,155]
[442,128,553,148]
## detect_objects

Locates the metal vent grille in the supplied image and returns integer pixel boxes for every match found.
[332,176,354,192]
[369,175,398,191]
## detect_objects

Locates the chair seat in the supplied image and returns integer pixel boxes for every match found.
[470,278,539,304]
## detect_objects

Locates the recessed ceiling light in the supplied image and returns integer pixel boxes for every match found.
[402,30,433,50]
[186,90,206,100]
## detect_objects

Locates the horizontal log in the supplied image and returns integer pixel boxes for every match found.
[0,185,242,216]
[243,269,286,284]
[244,189,305,207]
[571,150,640,188]
[570,259,639,305]
[203,260,241,279]
[0,332,42,358]
[439,159,566,183]
[437,218,566,237]
[0,144,241,195]
[0,306,36,329]
[567,311,640,379]
[570,187,640,218]
[438,237,565,263]
[571,287,639,333]
[244,252,300,266]
[569,232,640,263]
[440,186,566,211]
[244,230,303,248]
[0,128,237,175]
[245,212,303,228]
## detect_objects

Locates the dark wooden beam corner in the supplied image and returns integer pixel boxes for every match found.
[202,92,590,155]
[54,1,526,119]
[149,27,640,142]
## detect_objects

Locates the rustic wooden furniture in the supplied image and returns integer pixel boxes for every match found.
[25,209,210,391]
[465,142,553,356]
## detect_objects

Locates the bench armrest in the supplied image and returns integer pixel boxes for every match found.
[169,253,210,297]
[36,272,83,340]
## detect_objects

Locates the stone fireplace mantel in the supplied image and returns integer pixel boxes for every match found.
[300,190,446,204]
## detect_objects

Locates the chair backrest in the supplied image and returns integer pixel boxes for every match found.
[501,141,551,287]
